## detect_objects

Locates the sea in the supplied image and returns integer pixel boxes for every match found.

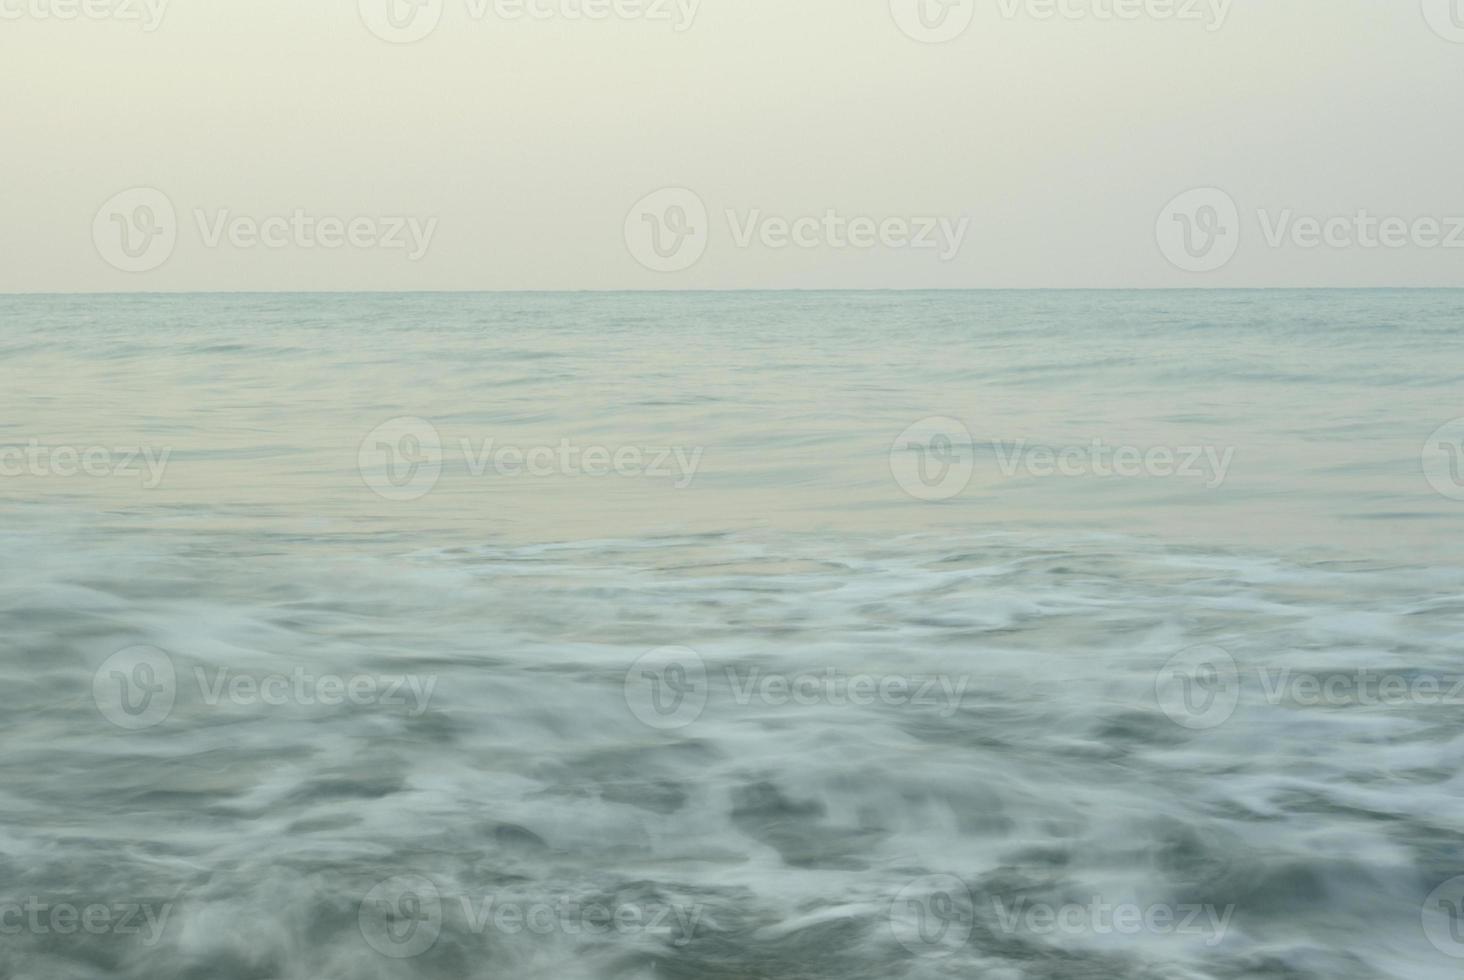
[2,289,1463,979]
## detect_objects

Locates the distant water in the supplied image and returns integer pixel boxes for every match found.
[2,291,1463,979]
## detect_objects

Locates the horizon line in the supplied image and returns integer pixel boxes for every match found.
[5,286,1464,298]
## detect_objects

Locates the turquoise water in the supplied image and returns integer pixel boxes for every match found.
[2,290,1463,978]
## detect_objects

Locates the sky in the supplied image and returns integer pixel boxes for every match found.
[2,0,1463,291]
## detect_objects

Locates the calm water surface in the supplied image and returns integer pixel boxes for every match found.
[2,290,1463,979]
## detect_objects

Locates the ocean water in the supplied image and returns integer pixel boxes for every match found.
[2,290,1463,979]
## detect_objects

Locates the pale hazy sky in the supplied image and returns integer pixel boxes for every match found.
[3,0,1463,291]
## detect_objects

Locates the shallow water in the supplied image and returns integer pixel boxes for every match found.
[2,291,1463,979]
